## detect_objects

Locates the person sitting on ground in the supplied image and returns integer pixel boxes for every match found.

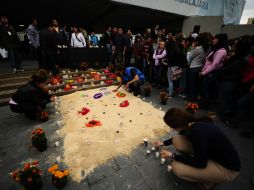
[113,66,145,96]
[9,70,55,121]
[154,108,240,190]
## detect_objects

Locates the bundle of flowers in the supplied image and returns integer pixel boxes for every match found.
[144,86,152,97]
[10,161,42,190]
[48,164,69,189]
[185,102,199,114]
[85,120,102,127]
[116,92,126,98]
[31,128,47,152]
[51,76,62,85]
[38,111,49,122]
[160,91,169,105]
[75,77,84,83]
[78,107,90,115]
[64,83,72,91]
[93,74,101,80]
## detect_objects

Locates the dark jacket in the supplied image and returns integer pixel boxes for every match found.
[0,24,20,49]
[12,81,51,107]
[164,122,241,172]
[39,28,57,51]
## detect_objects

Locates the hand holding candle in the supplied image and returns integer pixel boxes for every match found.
[160,150,172,158]
[153,141,163,148]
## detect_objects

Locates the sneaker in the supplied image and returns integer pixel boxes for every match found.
[12,68,17,74]
[17,68,25,72]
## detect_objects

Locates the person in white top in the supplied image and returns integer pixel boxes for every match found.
[71,26,86,48]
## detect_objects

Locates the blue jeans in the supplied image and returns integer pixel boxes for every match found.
[167,67,174,96]
[8,49,21,69]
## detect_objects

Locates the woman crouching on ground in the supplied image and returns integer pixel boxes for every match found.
[9,70,56,121]
[154,108,240,190]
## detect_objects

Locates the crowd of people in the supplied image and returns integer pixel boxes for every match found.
[1,16,254,137]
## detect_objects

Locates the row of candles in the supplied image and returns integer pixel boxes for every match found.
[143,138,172,172]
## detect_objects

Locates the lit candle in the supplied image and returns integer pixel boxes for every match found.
[155,152,160,158]
[138,95,140,98]
[57,121,61,126]
[151,147,155,151]
[143,138,148,146]
[76,69,78,73]
[161,158,165,165]
[57,82,60,85]
[63,71,66,74]
[143,98,145,101]
[55,141,59,146]
[146,150,151,156]
[56,157,61,162]
[48,84,51,87]
[150,101,152,105]
[159,107,162,111]
[167,165,172,172]
[56,130,59,134]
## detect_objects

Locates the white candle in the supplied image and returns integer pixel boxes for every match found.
[143,98,145,101]
[63,71,66,74]
[156,152,160,158]
[56,157,61,162]
[161,158,165,165]
[49,90,51,93]
[159,107,162,111]
[138,95,140,97]
[167,165,172,172]
[143,138,148,146]
[56,111,59,114]
[57,121,61,126]
[57,82,59,85]
[146,150,150,156]
[55,141,59,146]
[151,147,155,151]
[76,69,78,73]
[150,101,152,105]
[48,84,51,87]
[56,130,59,134]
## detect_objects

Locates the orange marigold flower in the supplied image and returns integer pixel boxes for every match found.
[48,167,53,173]
[55,171,61,178]
[52,171,56,175]
[63,170,69,176]
[52,164,58,171]
[15,176,20,182]
[58,172,64,179]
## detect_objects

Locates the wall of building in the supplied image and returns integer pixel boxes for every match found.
[182,16,223,36]
[221,24,254,39]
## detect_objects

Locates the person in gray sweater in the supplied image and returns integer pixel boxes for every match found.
[187,35,207,101]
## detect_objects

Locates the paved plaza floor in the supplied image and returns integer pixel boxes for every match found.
[0,87,254,190]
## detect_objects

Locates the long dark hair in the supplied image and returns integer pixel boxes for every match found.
[196,33,210,53]
[208,33,228,62]
[163,108,213,129]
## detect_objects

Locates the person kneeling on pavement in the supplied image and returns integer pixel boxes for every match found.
[9,71,55,121]
[113,66,145,96]
[154,108,241,190]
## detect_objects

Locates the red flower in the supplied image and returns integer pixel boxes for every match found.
[23,163,30,170]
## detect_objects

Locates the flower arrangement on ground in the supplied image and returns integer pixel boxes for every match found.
[51,76,62,85]
[38,111,49,122]
[64,83,72,91]
[160,91,169,105]
[185,102,199,114]
[48,164,69,189]
[31,128,47,152]
[10,161,42,190]
[143,86,152,97]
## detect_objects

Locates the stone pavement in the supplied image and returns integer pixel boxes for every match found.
[0,86,254,190]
